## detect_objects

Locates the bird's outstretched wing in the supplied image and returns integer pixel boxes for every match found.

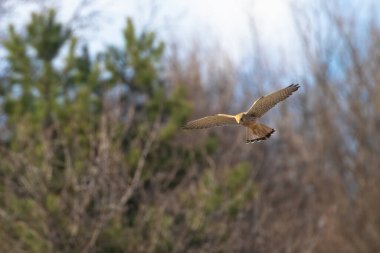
[183,114,238,129]
[247,84,300,117]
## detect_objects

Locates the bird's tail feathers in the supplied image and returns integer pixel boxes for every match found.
[246,123,275,143]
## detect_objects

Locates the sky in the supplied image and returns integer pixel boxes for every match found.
[2,0,379,73]
[2,0,298,63]
[125,0,295,62]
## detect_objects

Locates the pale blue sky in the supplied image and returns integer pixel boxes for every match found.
[2,0,379,69]
[95,0,297,62]
[3,0,297,62]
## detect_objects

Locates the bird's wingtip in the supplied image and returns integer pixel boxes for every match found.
[290,83,300,89]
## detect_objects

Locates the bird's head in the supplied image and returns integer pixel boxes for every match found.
[236,113,245,124]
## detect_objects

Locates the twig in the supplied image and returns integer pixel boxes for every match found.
[82,118,161,253]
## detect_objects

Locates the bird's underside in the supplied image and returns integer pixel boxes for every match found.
[183,84,300,143]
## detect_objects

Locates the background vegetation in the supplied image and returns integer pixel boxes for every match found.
[0,1,379,252]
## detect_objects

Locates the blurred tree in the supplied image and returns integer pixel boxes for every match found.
[7,1,377,252]
[0,9,215,253]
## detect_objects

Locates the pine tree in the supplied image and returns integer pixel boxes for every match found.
[0,9,199,253]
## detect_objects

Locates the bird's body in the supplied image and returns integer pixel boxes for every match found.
[183,84,300,143]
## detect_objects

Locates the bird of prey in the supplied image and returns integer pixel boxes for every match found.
[183,84,300,143]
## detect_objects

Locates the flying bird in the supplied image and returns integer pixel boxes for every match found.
[183,84,300,143]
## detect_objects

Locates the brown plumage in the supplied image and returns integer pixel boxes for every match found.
[183,84,300,143]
